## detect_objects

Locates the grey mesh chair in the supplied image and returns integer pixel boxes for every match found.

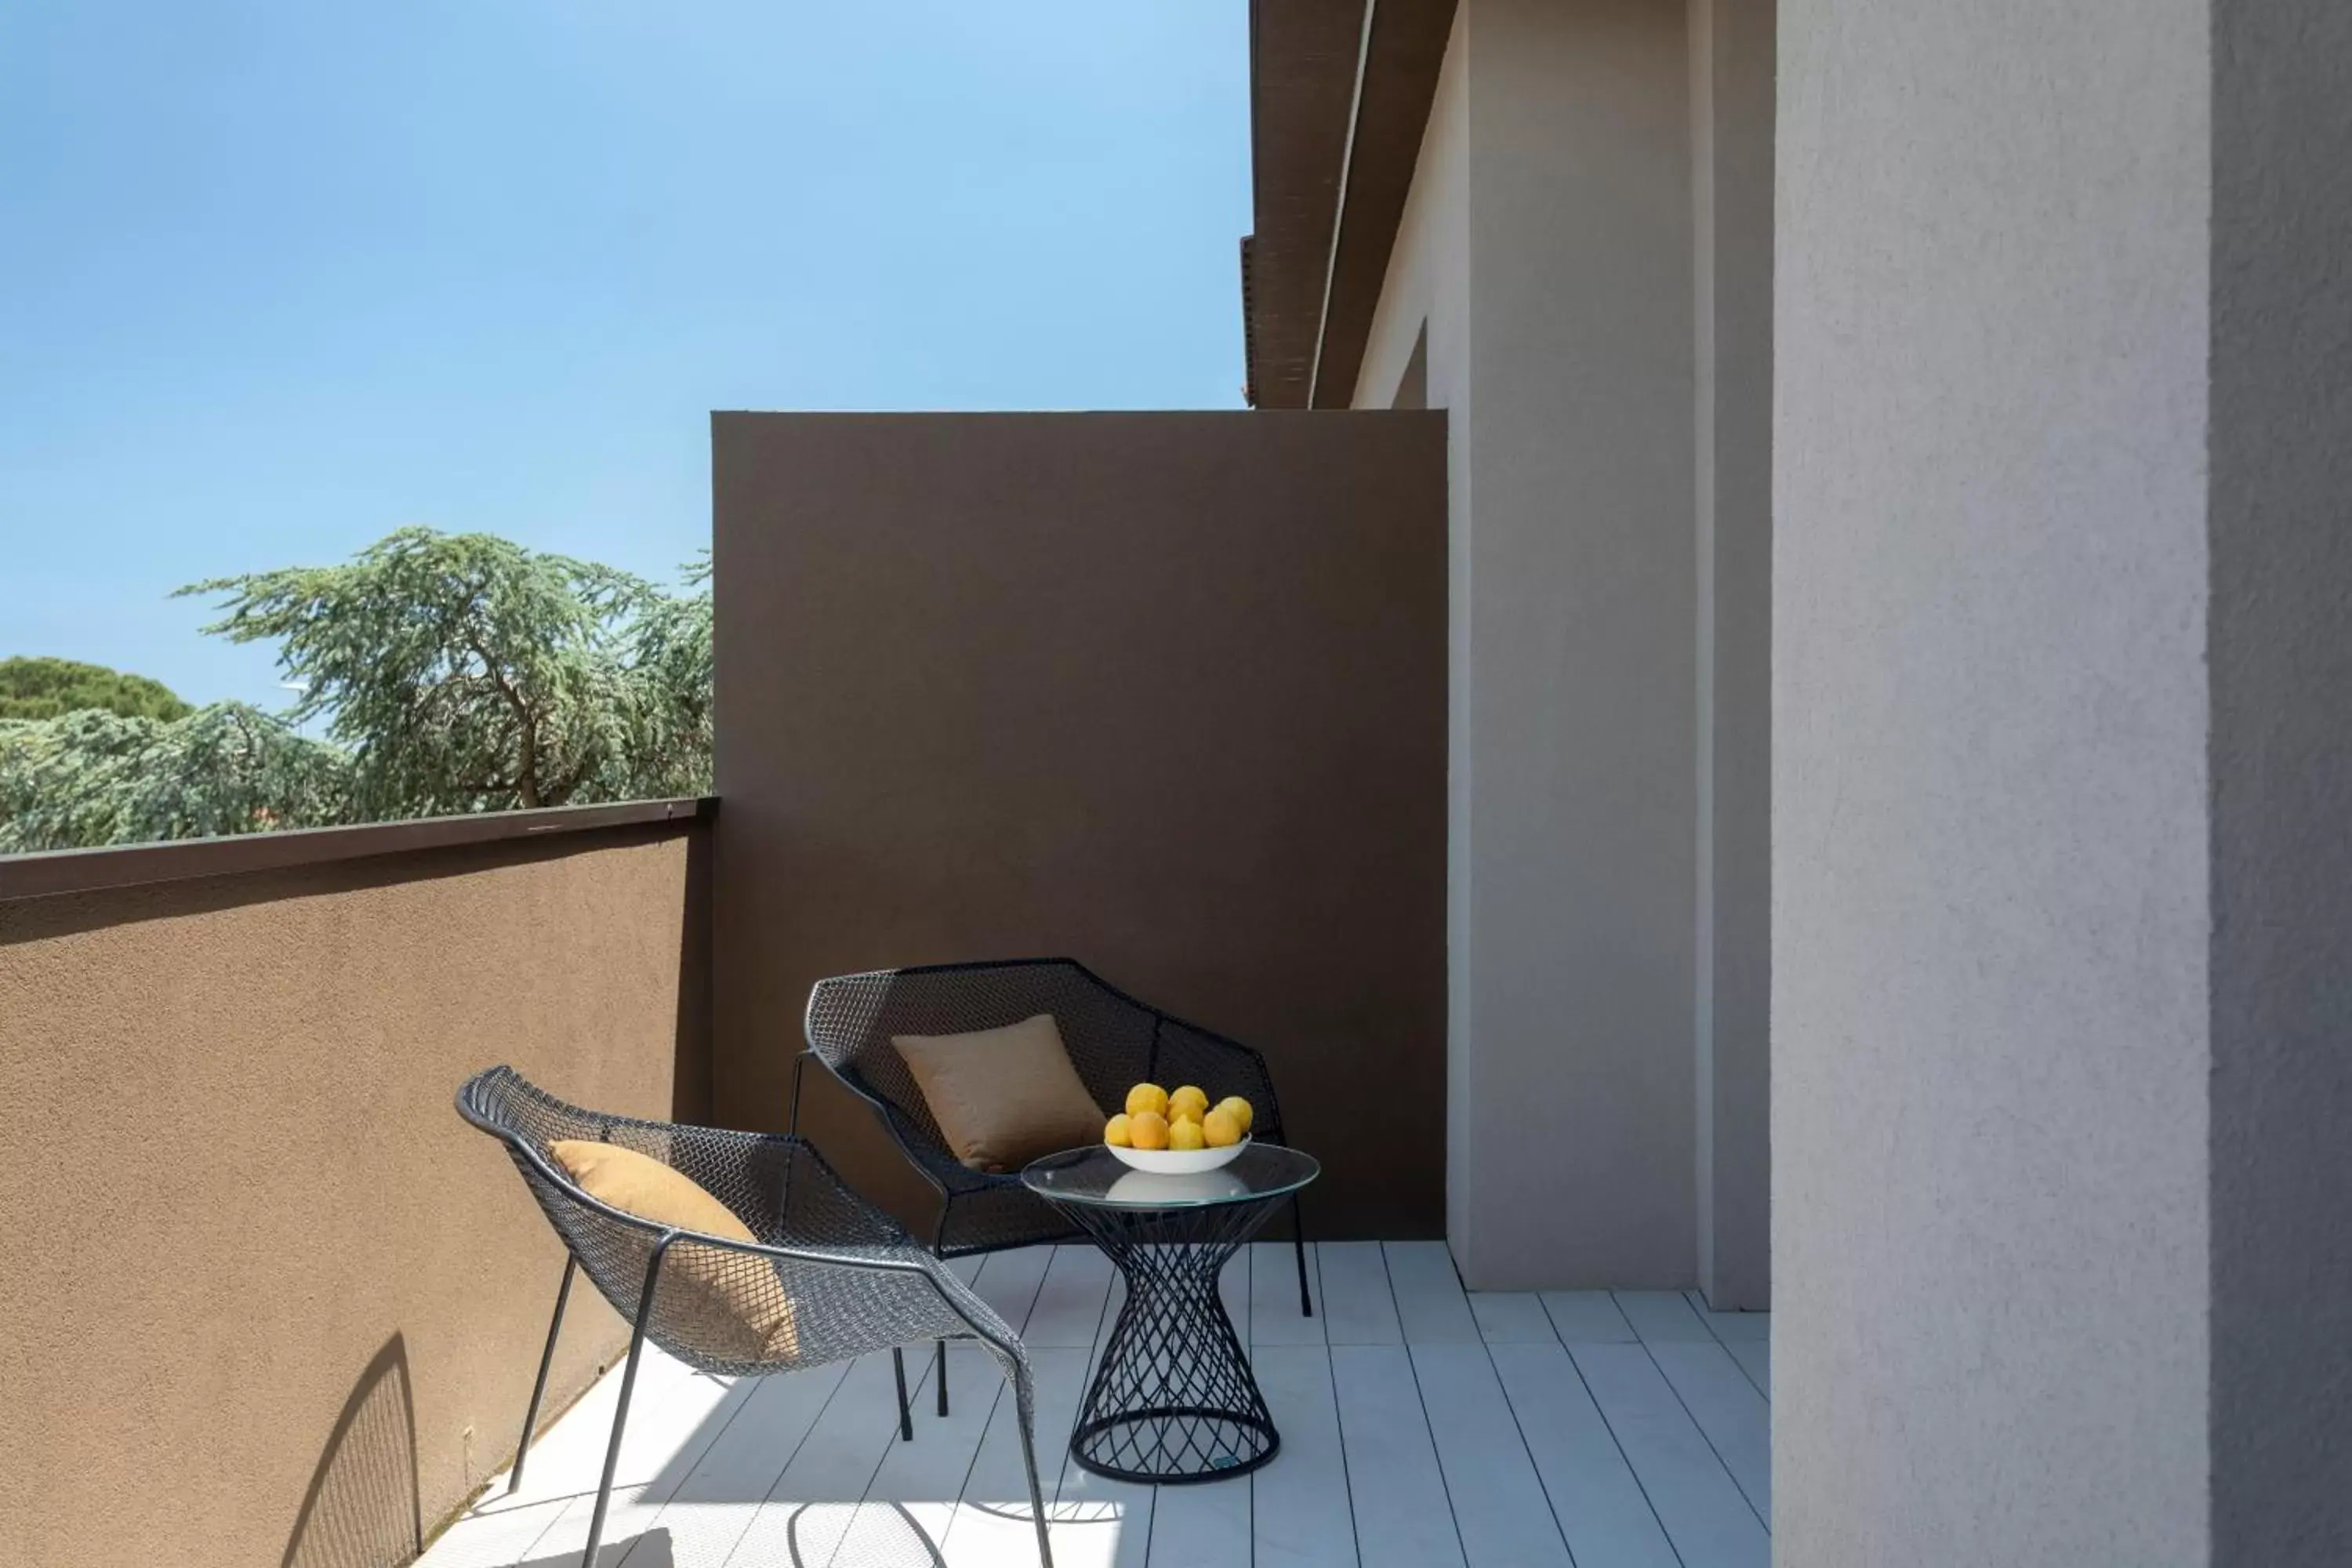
[458,1065,1054,1568]
[795,958,1312,1435]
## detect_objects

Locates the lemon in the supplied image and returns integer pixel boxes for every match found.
[1126,1083,1170,1119]
[1104,1113,1133,1148]
[1128,1110,1171,1151]
[1201,1107,1242,1148]
[1169,1117,1207,1152]
[1214,1095,1254,1135]
[1168,1085,1210,1123]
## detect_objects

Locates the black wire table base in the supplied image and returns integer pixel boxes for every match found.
[1053,1194,1288,1484]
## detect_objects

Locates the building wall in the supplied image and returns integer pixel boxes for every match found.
[1774,0,2214,1560]
[1465,0,1700,1291]
[0,825,705,1568]
[2206,0,2352,1557]
[1357,4,1476,1256]
[710,411,1450,1242]
[1690,0,1774,1310]
[1356,0,1710,1290]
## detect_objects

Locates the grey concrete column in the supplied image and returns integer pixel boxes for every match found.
[1450,0,1700,1289]
[2206,2,2352,1559]
[1777,0,2350,1560]
[1690,0,1774,1312]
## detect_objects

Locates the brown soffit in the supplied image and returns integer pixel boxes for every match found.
[0,796,714,902]
[1243,0,1367,408]
[1308,0,1458,408]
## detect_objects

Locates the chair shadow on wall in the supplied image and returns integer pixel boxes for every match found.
[280,1334,423,1568]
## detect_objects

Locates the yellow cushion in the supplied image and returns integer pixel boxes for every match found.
[891,1013,1104,1173]
[547,1140,797,1362]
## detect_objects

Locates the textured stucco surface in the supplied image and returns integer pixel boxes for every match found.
[1774,0,2212,1562]
[1463,0,1698,1292]
[1358,0,1703,1290]
[710,411,1449,1242]
[2206,0,2352,1558]
[1690,0,1773,1312]
[1358,2,1476,1258]
[0,829,698,1568]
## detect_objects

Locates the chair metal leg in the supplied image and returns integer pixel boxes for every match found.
[936,1338,949,1416]
[580,1241,667,1568]
[1291,1194,1314,1317]
[510,1255,577,1494]
[1014,1363,1054,1568]
[786,1049,810,1135]
[892,1346,914,1441]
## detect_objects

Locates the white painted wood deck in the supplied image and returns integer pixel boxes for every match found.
[419,1243,1769,1568]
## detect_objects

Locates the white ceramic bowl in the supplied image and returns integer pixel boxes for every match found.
[1105,1135,1250,1174]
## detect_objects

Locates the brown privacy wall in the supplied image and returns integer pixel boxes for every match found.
[0,818,710,1568]
[710,411,1448,1238]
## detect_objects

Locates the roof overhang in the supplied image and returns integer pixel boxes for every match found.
[1243,0,1457,409]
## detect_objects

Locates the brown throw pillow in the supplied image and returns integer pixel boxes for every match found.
[891,1013,1104,1173]
[547,1140,797,1362]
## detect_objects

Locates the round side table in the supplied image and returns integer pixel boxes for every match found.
[1022,1143,1320,1484]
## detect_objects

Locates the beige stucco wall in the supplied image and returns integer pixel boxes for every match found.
[1356,0,1708,1290]
[0,828,701,1568]
[1774,0,2213,1559]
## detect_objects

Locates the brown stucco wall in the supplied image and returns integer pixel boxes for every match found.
[710,410,1448,1239]
[0,822,708,1568]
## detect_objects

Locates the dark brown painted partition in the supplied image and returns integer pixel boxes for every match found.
[710,411,1447,1239]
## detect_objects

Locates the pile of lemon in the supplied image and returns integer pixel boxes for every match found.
[1105,1083,1254,1152]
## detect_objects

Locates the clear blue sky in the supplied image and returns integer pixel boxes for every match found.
[1,1,1250,711]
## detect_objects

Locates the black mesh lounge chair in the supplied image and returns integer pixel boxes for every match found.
[795,957,1312,1432]
[459,1065,1054,1568]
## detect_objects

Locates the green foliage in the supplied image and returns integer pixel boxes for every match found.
[181,527,713,815]
[0,703,353,851]
[3,528,712,851]
[619,550,716,800]
[0,655,193,722]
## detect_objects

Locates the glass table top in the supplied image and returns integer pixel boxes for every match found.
[1021,1142,1320,1210]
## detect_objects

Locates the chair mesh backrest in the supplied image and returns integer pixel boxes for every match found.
[460,1067,1034,1377]
[457,1069,809,1367]
[459,1070,699,1319]
[805,961,1161,1141]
